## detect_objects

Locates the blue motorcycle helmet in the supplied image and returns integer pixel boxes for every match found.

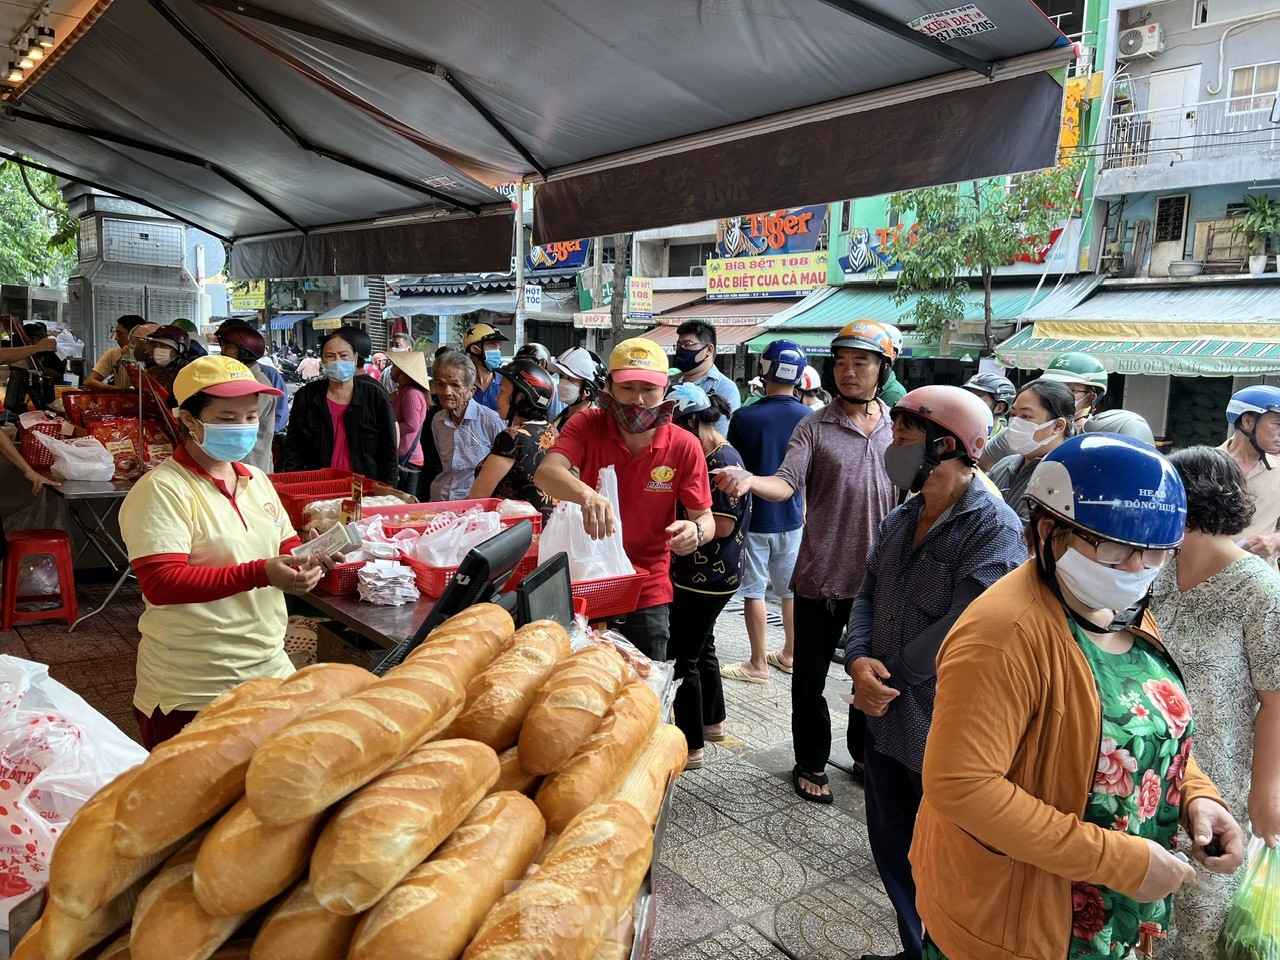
[1226,384,1280,469]
[668,382,711,418]
[759,339,807,386]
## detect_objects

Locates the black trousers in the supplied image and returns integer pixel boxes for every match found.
[609,603,670,662]
[864,729,925,960]
[791,594,854,774]
[668,586,730,751]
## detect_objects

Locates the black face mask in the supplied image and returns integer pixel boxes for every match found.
[672,346,706,372]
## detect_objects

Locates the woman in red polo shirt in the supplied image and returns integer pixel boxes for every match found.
[534,338,713,661]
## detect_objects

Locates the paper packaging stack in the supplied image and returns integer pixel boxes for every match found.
[356,560,420,606]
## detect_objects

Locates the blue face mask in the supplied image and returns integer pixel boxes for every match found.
[323,359,356,382]
[196,422,258,463]
[483,347,503,371]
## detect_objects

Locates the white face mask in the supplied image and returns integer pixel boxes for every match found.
[1054,547,1162,613]
[1004,416,1058,456]
[151,346,175,367]
[557,379,581,405]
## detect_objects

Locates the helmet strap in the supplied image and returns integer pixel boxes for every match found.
[1240,416,1272,470]
[1035,524,1149,633]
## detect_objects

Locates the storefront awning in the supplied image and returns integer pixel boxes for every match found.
[0,0,1069,275]
[747,329,972,358]
[574,290,711,330]
[269,311,313,330]
[383,291,516,319]
[644,324,766,354]
[313,300,370,324]
[659,298,802,326]
[997,328,1280,377]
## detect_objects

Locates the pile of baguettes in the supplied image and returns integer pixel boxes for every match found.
[16,603,687,960]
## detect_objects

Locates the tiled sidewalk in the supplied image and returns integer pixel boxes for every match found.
[0,581,901,958]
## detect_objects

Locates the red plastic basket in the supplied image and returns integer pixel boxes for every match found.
[571,569,649,621]
[363,498,542,537]
[274,479,405,529]
[314,559,368,596]
[20,422,62,470]
[400,546,540,598]
[267,468,356,486]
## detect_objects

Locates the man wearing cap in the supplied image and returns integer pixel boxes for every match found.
[535,337,715,660]
[119,356,327,748]
[462,322,509,413]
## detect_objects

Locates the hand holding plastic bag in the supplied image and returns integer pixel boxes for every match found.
[538,465,633,581]
[1220,838,1280,960]
[33,433,115,482]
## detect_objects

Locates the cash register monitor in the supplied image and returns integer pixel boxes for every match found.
[369,520,533,675]
[515,551,574,628]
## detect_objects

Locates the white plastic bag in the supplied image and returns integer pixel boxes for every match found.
[33,433,115,482]
[538,464,633,582]
[0,656,146,924]
[413,510,503,567]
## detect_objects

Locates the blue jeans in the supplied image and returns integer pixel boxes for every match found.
[864,729,925,960]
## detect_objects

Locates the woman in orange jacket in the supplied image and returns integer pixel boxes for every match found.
[912,434,1245,960]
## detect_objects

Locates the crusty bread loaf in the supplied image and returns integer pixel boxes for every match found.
[209,943,253,960]
[449,620,571,750]
[192,797,326,916]
[462,800,653,960]
[245,659,464,828]
[92,930,130,960]
[348,791,545,960]
[115,664,373,858]
[491,745,540,797]
[190,677,284,726]
[519,645,628,775]
[11,918,46,960]
[608,724,688,827]
[404,603,516,686]
[310,738,500,914]
[535,682,661,833]
[41,875,144,960]
[248,880,360,960]
[49,766,183,921]
[129,835,252,960]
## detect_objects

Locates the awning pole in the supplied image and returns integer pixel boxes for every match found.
[513,215,526,351]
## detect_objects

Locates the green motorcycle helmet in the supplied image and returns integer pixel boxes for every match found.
[1039,351,1109,397]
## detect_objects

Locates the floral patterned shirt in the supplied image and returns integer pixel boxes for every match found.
[478,420,558,522]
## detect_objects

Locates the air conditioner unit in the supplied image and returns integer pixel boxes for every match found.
[1117,24,1164,60]
[689,265,706,277]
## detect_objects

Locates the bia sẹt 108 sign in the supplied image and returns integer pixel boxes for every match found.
[705,252,829,300]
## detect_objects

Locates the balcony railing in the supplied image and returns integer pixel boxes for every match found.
[1103,95,1280,170]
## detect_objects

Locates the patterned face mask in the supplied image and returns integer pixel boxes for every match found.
[597,390,676,435]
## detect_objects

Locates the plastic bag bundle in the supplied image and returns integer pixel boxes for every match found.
[412,509,502,567]
[537,465,632,582]
[32,433,115,482]
[1220,839,1280,960]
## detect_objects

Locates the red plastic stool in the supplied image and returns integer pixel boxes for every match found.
[2,530,79,631]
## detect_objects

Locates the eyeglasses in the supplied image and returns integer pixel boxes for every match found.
[676,340,705,351]
[1070,529,1178,569]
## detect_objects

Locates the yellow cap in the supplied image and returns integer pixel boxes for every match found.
[608,338,670,386]
[461,322,510,350]
[172,355,284,405]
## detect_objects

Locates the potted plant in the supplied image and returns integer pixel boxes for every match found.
[1234,193,1280,274]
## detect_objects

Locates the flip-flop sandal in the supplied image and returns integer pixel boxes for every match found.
[720,662,769,684]
[766,652,794,674]
[792,764,834,805]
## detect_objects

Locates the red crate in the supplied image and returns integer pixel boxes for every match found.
[571,569,649,621]
[20,421,63,470]
[267,468,357,486]
[400,546,539,598]
[275,479,405,529]
[364,499,541,537]
[314,560,367,596]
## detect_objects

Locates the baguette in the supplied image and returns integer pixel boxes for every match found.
[49,766,185,921]
[12,919,46,960]
[348,791,545,960]
[491,745,540,797]
[608,724,688,827]
[244,658,464,827]
[41,877,144,960]
[448,620,571,750]
[93,931,130,960]
[115,664,374,858]
[190,677,284,726]
[248,880,360,960]
[192,797,326,916]
[129,835,252,960]
[462,801,653,960]
[404,603,516,686]
[535,682,661,833]
[518,645,628,775]
[310,738,500,914]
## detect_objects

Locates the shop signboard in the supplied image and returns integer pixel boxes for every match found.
[230,280,266,311]
[524,283,542,313]
[628,278,653,319]
[705,252,828,300]
[576,272,615,310]
[527,238,592,272]
[714,205,826,258]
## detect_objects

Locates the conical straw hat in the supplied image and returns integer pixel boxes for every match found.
[387,350,432,390]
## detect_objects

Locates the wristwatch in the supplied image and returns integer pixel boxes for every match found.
[691,519,706,546]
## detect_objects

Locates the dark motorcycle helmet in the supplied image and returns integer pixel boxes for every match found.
[217,321,266,364]
[498,357,555,418]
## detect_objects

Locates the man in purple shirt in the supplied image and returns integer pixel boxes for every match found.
[716,320,899,803]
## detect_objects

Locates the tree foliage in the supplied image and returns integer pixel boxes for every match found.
[875,160,1082,354]
[0,161,77,287]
